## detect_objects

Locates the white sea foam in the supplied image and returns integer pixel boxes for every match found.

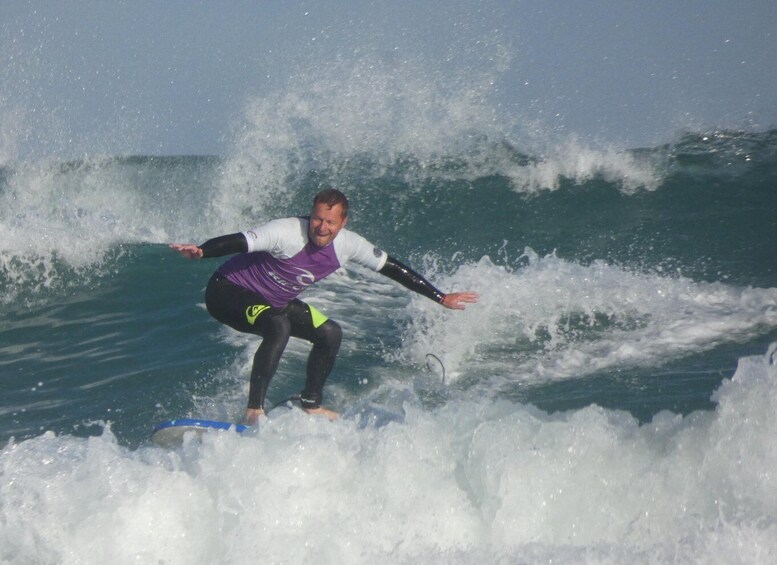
[0,155,220,302]
[2,344,776,564]
[0,159,134,301]
[504,134,662,194]
[400,250,777,384]
[209,52,661,228]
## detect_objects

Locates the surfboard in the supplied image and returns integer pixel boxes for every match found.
[151,401,405,447]
[151,418,249,447]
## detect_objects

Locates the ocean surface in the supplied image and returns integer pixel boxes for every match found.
[2,128,777,563]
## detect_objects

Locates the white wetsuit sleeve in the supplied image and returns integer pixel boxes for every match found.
[336,229,388,271]
[241,218,307,256]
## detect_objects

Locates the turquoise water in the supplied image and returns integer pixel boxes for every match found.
[2,130,777,562]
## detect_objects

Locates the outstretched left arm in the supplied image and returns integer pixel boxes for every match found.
[378,256,479,310]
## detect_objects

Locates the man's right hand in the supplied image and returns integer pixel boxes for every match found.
[169,243,203,259]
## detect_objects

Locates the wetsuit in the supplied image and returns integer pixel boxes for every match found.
[199,217,446,411]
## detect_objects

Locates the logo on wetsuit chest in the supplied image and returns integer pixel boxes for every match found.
[246,304,270,325]
[267,267,316,291]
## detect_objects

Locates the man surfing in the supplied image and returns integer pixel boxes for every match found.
[171,188,478,424]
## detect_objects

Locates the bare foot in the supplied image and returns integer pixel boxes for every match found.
[302,406,340,420]
[244,408,266,425]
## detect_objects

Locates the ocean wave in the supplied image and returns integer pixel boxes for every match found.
[2,344,776,563]
[399,251,777,386]
[1,127,774,300]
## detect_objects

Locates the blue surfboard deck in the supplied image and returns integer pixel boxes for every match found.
[151,419,249,447]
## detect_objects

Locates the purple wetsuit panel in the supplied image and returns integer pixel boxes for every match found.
[218,241,341,308]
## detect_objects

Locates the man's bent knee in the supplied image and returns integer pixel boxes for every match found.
[317,319,342,349]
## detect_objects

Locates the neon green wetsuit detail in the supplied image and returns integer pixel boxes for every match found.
[309,305,328,329]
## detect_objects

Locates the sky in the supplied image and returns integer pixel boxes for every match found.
[1,1,775,159]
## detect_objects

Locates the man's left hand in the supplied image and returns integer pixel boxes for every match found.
[441,292,479,310]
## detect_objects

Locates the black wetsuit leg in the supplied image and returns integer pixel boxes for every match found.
[283,300,342,408]
[247,314,292,410]
[204,273,340,410]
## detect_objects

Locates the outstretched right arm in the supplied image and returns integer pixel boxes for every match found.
[170,233,248,259]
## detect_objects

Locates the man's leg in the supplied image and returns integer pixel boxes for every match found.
[300,319,342,408]
[284,300,342,410]
[247,313,292,411]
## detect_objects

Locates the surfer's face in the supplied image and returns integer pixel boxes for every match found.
[309,202,348,247]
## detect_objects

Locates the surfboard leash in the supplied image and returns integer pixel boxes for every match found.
[425,353,446,385]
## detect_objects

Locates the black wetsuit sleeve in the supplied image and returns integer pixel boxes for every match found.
[378,256,446,304]
[199,233,248,258]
